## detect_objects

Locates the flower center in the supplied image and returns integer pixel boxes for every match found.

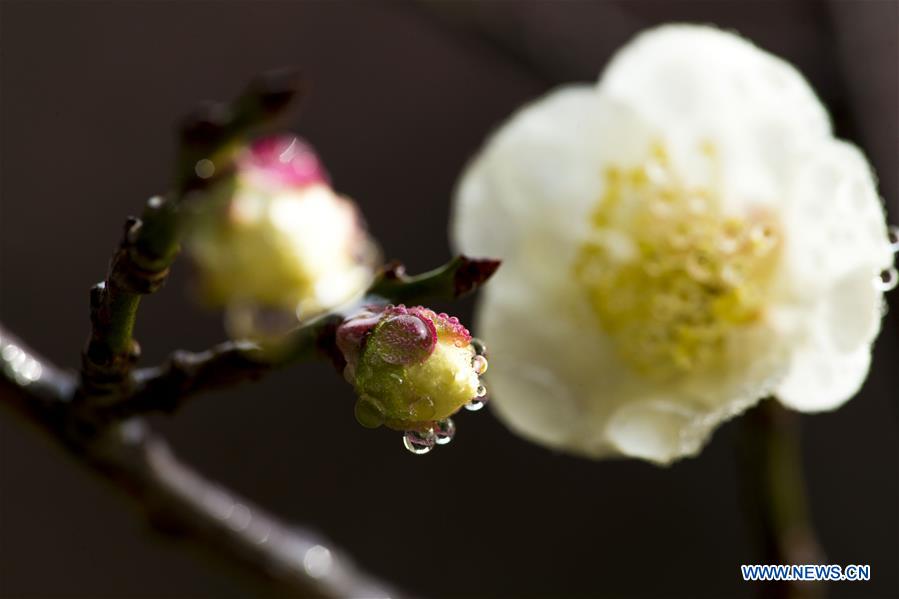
[574,144,781,379]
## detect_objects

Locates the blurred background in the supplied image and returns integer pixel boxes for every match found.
[0,1,896,597]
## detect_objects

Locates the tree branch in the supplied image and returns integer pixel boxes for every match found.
[94,255,500,421]
[101,313,343,420]
[1,324,396,598]
[80,69,304,397]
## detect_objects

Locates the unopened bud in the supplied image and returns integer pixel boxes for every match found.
[336,305,489,453]
[185,134,379,336]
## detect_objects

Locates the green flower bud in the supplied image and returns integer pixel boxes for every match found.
[336,305,489,454]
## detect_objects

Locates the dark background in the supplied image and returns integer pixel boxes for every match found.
[1,1,897,597]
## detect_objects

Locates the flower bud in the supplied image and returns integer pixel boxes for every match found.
[336,305,489,453]
[185,134,379,336]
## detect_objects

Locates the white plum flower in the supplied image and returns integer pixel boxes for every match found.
[451,24,897,464]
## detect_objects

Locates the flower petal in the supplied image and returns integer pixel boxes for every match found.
[451,85,602,267]
[597,24,831,211]
[774,140,893,411]
[478,263,621,457]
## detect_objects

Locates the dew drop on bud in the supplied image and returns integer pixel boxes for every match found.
[465,398,486,412]
[476,383,487,397]
[408,397,436,421]
[472,355,488,375]
[374,314,436,365]
[434,418,456,445]
[875,267,898,292]
[354,396,385,429]
[403,429,435,455]
[471,338,487,357]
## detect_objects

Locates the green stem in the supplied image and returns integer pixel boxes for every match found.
[368,255,500,304]
[739,399,824,599]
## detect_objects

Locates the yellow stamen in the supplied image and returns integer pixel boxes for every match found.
[574,143,780,379]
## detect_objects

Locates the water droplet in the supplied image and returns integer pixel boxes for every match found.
[195,158,215,179]
[434,419,455,445]
[408,397,435,421]
[403,429,435,455]
[374,314,436,365]
[354,396,384,429]
[875,267,898,292]
[465,398,486,412]
[476,383,487,397]
[303,545,333,579]
[471,355,488,375]
[889,225,899,252]
[471,338,487,356]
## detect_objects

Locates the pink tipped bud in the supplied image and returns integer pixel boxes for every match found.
[240,134,329,188]
[184,133,380,337]
[335,305,488,440]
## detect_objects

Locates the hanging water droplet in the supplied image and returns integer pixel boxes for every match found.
[476,383,487,397]
[875,267,898,292]
[403,429,435,455]
[354,396,384,429]
[434,419,456,445]
[465,398,486,412]
[887,225,899,252]
[471,338,487,356]
[471,354,488,375]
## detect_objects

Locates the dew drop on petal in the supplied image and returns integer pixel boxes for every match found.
[476,383,488,397]
[471,338,487,356]
[465,398,486,412]
[434,418,456,445]
[888,225,899,252]
[471,355,488,375]
[875,267,898,292]
[403,429,435,455]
